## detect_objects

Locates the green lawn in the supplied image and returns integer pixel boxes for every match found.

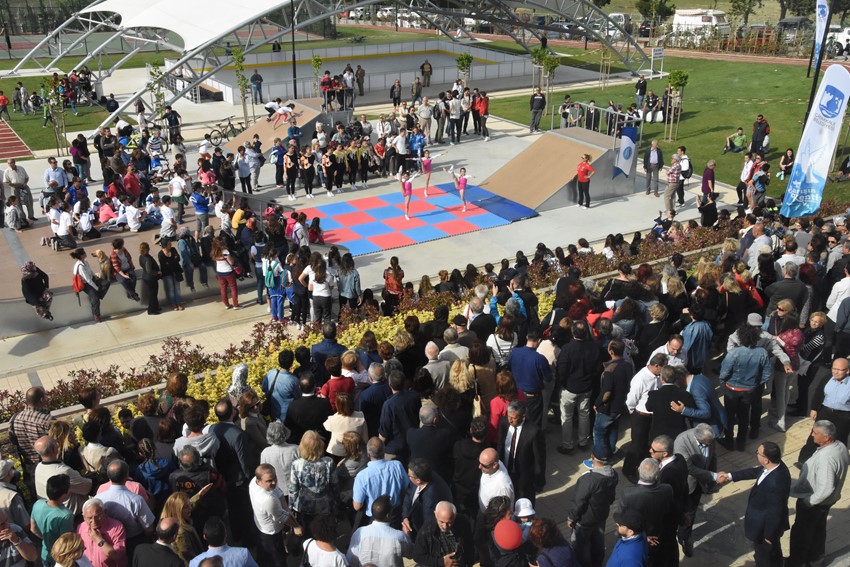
[487,54,850,202]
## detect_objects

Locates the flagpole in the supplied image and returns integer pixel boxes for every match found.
[805,9,833,129]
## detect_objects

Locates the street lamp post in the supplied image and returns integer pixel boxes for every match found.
[290,0,297,98]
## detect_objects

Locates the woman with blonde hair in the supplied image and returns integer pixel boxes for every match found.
[765,300,803,432]
[239,389,269,460]
[322,391,367,457]
[335,431,367,511]
[51,533,91,567]
[48,421,82,470]
[160,492,204,564]
[661,276,688,323]
[418,274,434,298]
[449,359,474,394]
[289,431,338,538]
[719,273,751,341]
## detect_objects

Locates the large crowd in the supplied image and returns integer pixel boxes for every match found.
[7,200,850,567]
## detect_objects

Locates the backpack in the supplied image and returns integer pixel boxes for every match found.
[72,265,85,305]
[680,157,692,179]
[264,260,279,288]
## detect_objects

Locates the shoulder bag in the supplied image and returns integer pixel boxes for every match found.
[261,370,280,417]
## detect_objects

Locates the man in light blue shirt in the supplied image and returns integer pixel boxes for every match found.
[43,157,68,191]
[347,495,412,567]
[189,516,257,567]
[352,438,409,518]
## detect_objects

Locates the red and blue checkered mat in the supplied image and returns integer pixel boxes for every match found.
[294,182,538,256]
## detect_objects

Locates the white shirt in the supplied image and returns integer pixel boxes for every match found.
[249,479,290,535]
[260,444,300,499]
[302,539,348,567]
[125,204,141,231]
[827,277,850,321]
[57,211,73,236]
[346,520,412,567]
[160,204,176,227]
[169,176,185,198]
[391,134,407,155]
[98,484,155,538]
[199,139,211,155]
[650,343,688,369]
[626,366,661,414]
[47,207,61,234]
[302,265,332,297]
[479,461,514,509]
[739,160,754,183]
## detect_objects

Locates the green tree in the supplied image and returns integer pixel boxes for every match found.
[231,46,250,128]
[592,0,611,7]
[636,0,676,20]
[787,0,815,15]
[311,55,323,97]
[145,64,167,124]
[730,0,763,25]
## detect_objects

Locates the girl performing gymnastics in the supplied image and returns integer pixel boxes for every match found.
[445,165,473,212]
[397,166,421,220]
[418,150,446,197]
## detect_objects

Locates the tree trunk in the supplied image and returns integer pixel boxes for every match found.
[779,0,788,22]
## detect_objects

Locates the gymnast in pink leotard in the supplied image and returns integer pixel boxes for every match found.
[446,165,473,212]
[417,150,445,197]
[397,166,420,220]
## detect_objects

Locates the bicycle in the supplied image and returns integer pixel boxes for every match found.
[209,116,246,146]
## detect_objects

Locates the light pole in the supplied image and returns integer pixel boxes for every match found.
[290,0,297,98]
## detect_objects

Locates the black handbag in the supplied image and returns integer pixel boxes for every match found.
[261,370,280,417]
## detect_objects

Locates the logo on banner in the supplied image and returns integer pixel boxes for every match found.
[623,146,633,160]
[819,85,844,119]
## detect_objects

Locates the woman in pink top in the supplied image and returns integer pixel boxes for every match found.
[396,168,420,220]
[446,165,473,212]
[487,370,526,443]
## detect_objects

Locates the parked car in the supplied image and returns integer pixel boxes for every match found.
[639,19,659,38]
[609,13,633,34]
[776,16,813,42]
[828,25,850,54]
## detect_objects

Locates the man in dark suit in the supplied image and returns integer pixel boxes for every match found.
[356,363,392,438]
[208,398,255,546]
[379,370,422,462]
[497,400,546,505]
[407,405,455,482]
[468,296,497,343]
[310,322,347,386]
[643,139,663,196]
[132,517,184,567]
[651,434,688,555]
[646,365,695,440]
[284,374,333,443]
[723,441,791,567]
[402,458,453,540]
[452,417,488,517]
[674,424,720,557]
[619,458,678,567]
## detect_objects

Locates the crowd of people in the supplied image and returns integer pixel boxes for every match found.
[6,198,850,566]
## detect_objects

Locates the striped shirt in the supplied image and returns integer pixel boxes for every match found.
[9,408,52,465]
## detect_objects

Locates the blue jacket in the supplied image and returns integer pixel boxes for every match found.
[719,346,772,390]
[683,373,728,436]
[261,369,301,422]
[683,320,713,370]
[606,535,647,567]
[509,346,552,394]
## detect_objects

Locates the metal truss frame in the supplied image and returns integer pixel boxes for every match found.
[8,0,649,133]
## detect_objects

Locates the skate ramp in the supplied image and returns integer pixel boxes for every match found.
[479,129,636,212]
[224,97,323,155]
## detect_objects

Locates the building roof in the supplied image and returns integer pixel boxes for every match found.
[80,0,290,52]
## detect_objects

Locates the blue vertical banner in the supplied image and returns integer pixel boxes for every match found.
[613,126,638,178]
[781,65,850,218]
[815,0,829,71]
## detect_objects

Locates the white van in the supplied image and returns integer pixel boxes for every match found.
[608,13,633,34]
[671,9,731,37]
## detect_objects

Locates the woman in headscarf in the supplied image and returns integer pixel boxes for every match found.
[21,261,53,320]
[227,363,252,407]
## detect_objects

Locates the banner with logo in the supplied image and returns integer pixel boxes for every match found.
[781,65,850,218]
[614,126,638,178]
[815,0,829,70]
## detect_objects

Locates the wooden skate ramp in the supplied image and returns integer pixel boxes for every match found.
[224,97,323,154]
[479,129,625,212]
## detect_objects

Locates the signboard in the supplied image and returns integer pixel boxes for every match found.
[650,47,664,76]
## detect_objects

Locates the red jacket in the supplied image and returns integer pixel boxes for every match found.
[320,375,355,412]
